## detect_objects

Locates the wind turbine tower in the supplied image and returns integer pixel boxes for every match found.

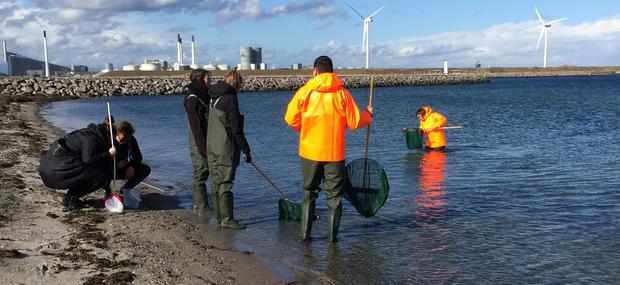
[535,7,566,68]
[345,2,384,69]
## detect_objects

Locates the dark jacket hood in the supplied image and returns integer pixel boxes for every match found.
[186,82,209,99]
[208,80,236,99]
[87,123,108,144]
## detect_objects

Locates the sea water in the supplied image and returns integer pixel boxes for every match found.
[41,76,620,284]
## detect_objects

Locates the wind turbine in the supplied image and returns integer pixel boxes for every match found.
[345,2,384,69]
[534,7,566,68]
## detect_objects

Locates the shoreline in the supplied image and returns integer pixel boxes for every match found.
[0,100,290,284]
[2,67,618,98]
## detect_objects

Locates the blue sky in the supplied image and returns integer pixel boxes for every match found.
[1,0,620,72]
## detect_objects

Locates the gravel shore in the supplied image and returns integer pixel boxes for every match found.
[0,99,288,284]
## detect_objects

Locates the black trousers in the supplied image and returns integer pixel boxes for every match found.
[66,166,109,198]
[300,158,346,210]
[115,164,151,189]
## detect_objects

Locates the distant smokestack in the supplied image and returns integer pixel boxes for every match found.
[191,35,195,65]
[176,34,182,65]
[43,30,50,77]
[2,40,6,63]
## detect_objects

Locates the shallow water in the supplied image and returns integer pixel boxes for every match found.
[41,76,620,284]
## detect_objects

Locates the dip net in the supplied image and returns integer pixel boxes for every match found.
[344,77,389,218]
[345,158,389,218]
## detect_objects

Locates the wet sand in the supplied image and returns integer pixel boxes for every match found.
[0,100,290,284]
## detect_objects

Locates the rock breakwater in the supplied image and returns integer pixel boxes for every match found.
[0,74,488,98]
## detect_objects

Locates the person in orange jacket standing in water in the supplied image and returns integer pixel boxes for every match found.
[285,55,373,243]
[417,106,447,151]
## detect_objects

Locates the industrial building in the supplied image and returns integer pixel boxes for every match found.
[71,65,88,73]
[240,47,265,70]
[101,63,114,73]
[5,51,70,76]
[145,59,168,70]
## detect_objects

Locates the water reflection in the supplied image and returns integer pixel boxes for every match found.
[414,150,447,226]
[409,150,457,284]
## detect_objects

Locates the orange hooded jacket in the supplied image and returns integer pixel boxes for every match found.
[418,106,447,148]
[285,73,372,162]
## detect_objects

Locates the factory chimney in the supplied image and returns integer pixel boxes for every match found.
[177,34,183,65]
[2,40,6,63]
[191,35,195,65]
[43,31,50,77]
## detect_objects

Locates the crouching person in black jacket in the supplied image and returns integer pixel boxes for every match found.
[113,121,150,193]
[39,117,127,210]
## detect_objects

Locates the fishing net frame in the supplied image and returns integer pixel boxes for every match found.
[344,77,390,218]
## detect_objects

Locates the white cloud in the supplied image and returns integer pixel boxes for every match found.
[2,1,619,71]
[314,15,620,68]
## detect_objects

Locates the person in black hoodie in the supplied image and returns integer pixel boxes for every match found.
[184,69,212,215]
[39,116,125,209]
[207,68,251,229]
[113,121,150,192]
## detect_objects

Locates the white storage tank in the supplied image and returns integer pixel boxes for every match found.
[203,64,217,70]
[123,64,139,71]
[140,63,161,71]
[240,47,253,70]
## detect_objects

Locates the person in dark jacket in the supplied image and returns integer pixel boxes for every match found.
[39,117,125,209]
[184,68,212,215]
[207,68,251,229]
[113,121,151,191]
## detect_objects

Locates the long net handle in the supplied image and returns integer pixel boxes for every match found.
[249,161,289,200]
[362,77,374,188]
[107,102,116,184]
[364,77,374,160]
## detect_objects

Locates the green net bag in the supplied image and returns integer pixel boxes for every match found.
[345,158,389,218]
[404,128,423,149]
[278,199,301,221]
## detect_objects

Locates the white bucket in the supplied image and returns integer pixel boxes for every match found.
[122,188,141,209]
[104,194,124,213]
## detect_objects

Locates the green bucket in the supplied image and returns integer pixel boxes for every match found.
[404,128,423,149]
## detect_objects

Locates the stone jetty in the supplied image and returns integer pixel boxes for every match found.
[0,74,488,98]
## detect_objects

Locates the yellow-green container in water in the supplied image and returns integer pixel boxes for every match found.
[404,128,423,149]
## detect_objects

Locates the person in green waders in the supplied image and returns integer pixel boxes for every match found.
[206,68,251,229]
[184,69,212,216]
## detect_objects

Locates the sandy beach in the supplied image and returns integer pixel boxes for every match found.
[0,99,289,284]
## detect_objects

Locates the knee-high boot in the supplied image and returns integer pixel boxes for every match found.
[300,191,317,242]
[327,203,342,242]
[192,185,209,216]
[219,191,245,229]
[212,191,221,224]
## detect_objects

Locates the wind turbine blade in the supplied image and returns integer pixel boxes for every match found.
[534,7,545,24]
[368,6,385,18]
[344,1,365,20]
[547,17,567,25]
[536,28,545,51]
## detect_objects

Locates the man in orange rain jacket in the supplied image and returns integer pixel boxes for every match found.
[417,106,448,151]
[285,55,373,243]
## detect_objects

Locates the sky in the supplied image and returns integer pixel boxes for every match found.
[1,0,620,72]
